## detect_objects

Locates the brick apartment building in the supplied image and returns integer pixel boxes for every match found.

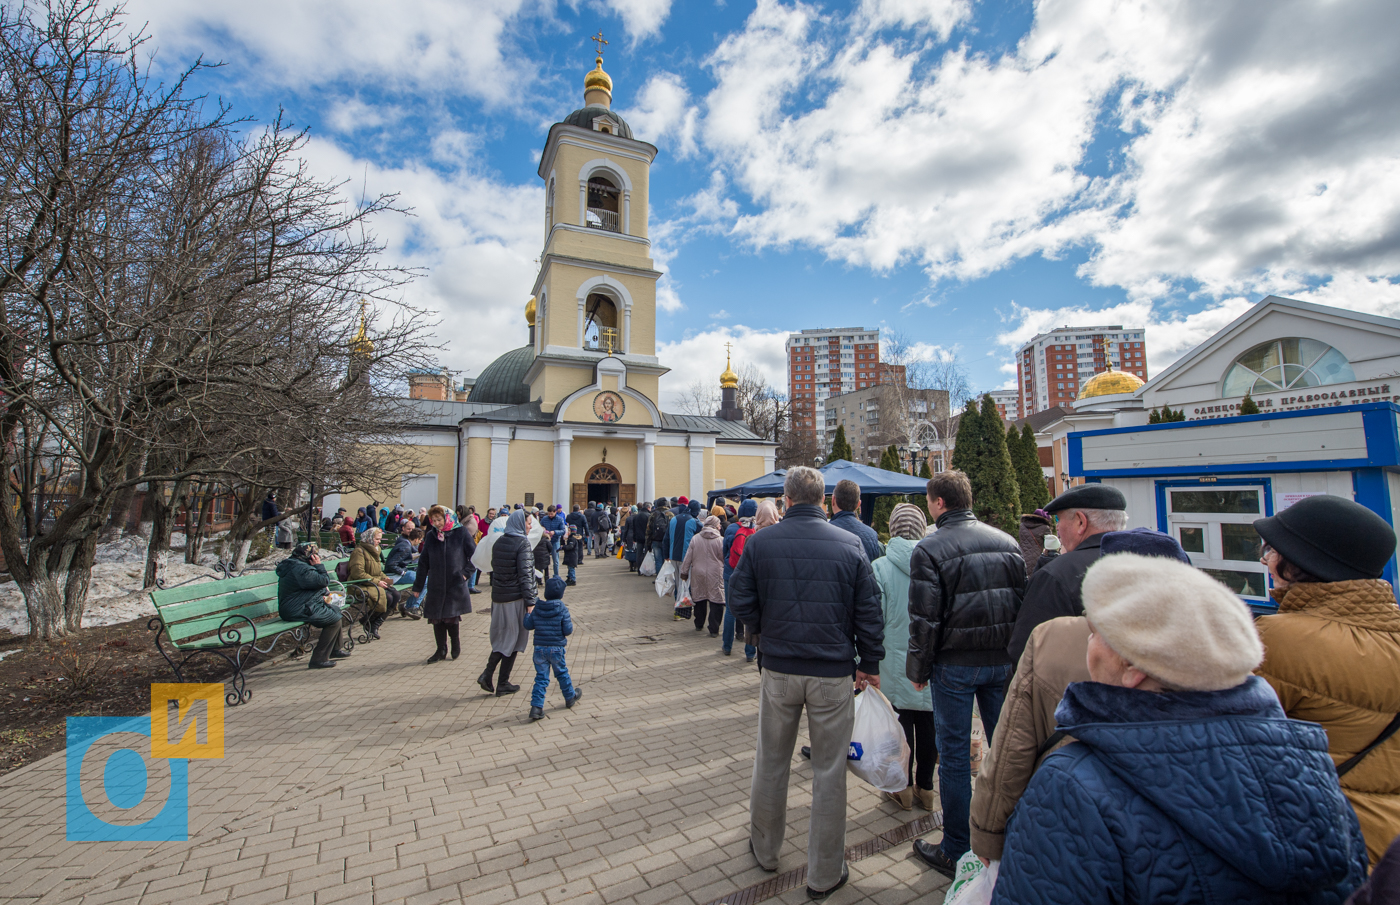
[408,368,475,401]
[1016,325,1149,415]
[786,327,884,448]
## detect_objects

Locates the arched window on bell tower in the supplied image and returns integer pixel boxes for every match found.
[584,293,619,353]
[585,175,621,233]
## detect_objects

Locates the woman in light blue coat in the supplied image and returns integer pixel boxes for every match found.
[871,502,937,811]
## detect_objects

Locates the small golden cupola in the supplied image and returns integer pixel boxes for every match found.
[1077,337,1145,401]
[525,295,537,345]
[718,342,743,421]
[720,348,739,389]
[584,31,613,108]
[351,299,374,356]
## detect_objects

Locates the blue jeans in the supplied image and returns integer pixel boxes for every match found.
[392,570,415,587]
[721,573,755,658]
[551,545,561,578]
[651,542,665,575]
[931,663,1010,860]
[531,646,575,708]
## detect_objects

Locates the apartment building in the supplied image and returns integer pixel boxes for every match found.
[1016,325,1149,415]
[826,384,951,468]
[988,388,1019,421]
[408,368,475,401]
[786,327,883,447]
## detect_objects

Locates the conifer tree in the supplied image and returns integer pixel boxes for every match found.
[1239,395,1260,415]
[971,395,1021,533]
[949,399,982,475]
[1148,407,1162,424]
[1012,423,1050,513]
[872,445,901,537]
[826,425,853,463]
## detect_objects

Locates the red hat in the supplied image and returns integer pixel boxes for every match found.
[678,496,689,505]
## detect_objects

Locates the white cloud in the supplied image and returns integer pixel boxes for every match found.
[299,137,544,380]
[623,73,699,157]
[125,0,537,104]
[603,0,674,41]
[324,97,399,134]
[657,326,790,410]
[710,309,732,320]
[430,129,485,164]
[696,0,1400,343]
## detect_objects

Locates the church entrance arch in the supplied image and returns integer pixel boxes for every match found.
[573,462,635,510]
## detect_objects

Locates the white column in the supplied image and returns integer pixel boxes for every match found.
[623,190,631,234]
[623,307,631,356]
[577,297,585,348]
[689,439,704,502]
[578,181,587,227]
[457,427,469,507]
[489,433,510,507]
[554,435,573,508]
[642,438,656,501]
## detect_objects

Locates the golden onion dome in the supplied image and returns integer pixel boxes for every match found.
[720,350,739,389]
[524,295,537,326]
[351,300,373,355]
[584,56,612,95]
[1077,367,1144,400]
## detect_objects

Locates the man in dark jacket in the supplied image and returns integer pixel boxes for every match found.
[829,479,882,561]
[729,466,883,899]
[647,498,672,575]
[906,470,1027,877]
[593,506,613,558]
[539,505,567,578]
[583,503,600,555]
[625,504,650,572]
[995,553,1368,904]
[566,504,588,549]
[276,545,349,668]
[262,491,280,538]
[1004,483,1127,667]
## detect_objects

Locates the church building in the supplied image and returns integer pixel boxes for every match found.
[329,48,774,517]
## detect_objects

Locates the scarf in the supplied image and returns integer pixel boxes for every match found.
[504,508,530,538]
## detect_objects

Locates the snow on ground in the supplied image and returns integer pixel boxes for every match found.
[0,533,286,637]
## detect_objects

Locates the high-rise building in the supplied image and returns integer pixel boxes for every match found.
[1016,325,1149,415]
[988,388,1019,421]
[786,327,883,447]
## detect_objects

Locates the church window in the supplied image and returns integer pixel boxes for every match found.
[1221,338,1355,397]
[585,175,621,232]
[583,293,620,352]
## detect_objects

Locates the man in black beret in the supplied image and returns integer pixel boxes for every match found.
[1004,483,1128,667]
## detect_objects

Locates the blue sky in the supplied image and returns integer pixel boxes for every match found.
[124,0,1400,408]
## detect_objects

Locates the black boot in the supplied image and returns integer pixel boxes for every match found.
[369,612,386,640]
[478,651,503,692]
[529,706,544,721]
[448,623,461,660]
[496,653,520,696]
[427,624,448,663]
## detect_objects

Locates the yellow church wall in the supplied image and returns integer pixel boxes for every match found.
[549,142,652,242]
[505,440,555,506]
[653,447,689,499]
[544,229,654,271]
[559,387,653,426]
[464,437,492,510]
[568,437,635,485]
[335,442,453,513]
[715,452,767,490]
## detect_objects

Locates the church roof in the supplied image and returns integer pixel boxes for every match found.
[468,345,536,405]
[560,105,633,140]
[660,413,765,441]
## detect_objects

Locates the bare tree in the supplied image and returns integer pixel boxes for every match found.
[0,1,434,638]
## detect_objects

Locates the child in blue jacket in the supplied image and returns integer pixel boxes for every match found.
[523,576,580,721]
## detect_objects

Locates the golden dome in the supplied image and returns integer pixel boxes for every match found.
[584,56,612,95]
[1077,367,1144,400]
[720,348,739,389]
[524,295,537,326]
[351,300,373,355]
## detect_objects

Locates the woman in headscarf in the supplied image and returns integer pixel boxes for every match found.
[681,515,727,636]
[478,508,537,696]
[406,505,475,663]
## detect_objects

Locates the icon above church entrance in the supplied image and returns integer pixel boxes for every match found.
[594,391,625,422]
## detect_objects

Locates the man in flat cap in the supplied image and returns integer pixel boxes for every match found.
[1004,483,1128,667]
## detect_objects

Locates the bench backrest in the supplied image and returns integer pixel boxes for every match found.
[151,558,349,645]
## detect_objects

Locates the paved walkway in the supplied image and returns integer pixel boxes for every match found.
[0,556,953,905]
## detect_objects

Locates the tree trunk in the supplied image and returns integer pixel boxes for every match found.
[143,479,182,589]
[186,486,216,564]
[231,538,252,571]
[20,571,66,641]
[63,532,100,632]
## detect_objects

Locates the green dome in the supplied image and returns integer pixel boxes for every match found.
[468,346,536,405]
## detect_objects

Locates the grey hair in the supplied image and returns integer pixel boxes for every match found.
[783,466,826,506]
[1067,508,1129,533]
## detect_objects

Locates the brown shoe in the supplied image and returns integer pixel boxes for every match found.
[913,786,935,810]
[886,786,914,810]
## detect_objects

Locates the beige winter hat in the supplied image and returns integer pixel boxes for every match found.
[1081,553,1264,692]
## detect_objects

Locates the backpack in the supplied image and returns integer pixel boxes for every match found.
[728,525,755,569]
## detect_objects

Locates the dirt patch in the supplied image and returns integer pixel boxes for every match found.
[0,618,292,776]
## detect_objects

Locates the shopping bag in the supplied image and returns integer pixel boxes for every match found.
[655,561,676,597]
[943,852,998,905]
[639,556,656,577]
[846,686,910,793]
[676,578,690,605]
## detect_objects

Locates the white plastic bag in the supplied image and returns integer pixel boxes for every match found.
[676,578,691,606]
[639,556,656,577]
[847,687,910,793]
[943,851,998,905]
[654,561,676,597]
[471,515,544,572]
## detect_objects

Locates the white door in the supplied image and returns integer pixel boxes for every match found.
[400,475,438,513]
[1165,484,1269,600]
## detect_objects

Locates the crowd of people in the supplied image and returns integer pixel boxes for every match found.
[272,470,1400,902]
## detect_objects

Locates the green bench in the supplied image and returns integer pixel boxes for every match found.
[148,559,361,705]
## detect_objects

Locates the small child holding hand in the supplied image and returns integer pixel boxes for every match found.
[523,576,580,721]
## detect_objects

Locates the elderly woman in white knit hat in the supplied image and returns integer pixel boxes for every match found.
[994,553,1368,903]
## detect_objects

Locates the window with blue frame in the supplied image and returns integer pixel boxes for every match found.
[1165,483,1269,599]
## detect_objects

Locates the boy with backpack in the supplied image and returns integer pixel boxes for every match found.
[523,576,580,721]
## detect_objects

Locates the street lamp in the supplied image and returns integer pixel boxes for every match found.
[813,455,824,467]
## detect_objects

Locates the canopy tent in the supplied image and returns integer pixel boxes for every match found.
[707,459,928,524]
